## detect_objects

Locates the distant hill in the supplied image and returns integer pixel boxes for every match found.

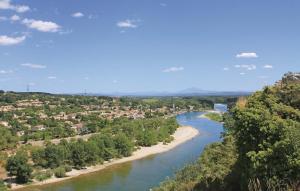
[79,88,251,97]
[0,88,251,98]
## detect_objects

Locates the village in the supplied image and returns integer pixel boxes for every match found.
[0,93,211,141]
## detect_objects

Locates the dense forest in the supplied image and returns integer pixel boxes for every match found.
[154,72,300,191]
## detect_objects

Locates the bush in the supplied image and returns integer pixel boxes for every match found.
[0,179,7,191]
[34,170,53,181]
[54,167,66,178]
[64,165,72,172]
[163,136,174,144]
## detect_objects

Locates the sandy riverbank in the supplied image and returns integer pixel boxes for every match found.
[198,110,221,119]
[12,126,199,190]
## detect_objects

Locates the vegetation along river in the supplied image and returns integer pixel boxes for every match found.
[20,104,226,191]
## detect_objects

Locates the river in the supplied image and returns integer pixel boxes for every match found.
[20,104,226,191]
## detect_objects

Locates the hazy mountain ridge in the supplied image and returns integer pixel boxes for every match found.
[78,88,252,97]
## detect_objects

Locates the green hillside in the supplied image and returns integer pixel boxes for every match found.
[154,72,300,191]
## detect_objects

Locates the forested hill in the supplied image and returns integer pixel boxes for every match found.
[154,72,300,191]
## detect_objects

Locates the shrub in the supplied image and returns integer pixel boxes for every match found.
[54,167,66,178]
[64,165,72,172]
[0,179,7,191]
[34,170,53,181]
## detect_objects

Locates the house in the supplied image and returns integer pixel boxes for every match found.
[71,123,85,133]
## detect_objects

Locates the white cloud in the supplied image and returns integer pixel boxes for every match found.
[234,64,256,70]
[10,14,20,21]
[236,52,258,58]
[263,64,273,69]
[15,5,30,13]
[72,12,84,18]
[0,70,13,74]
[1,14,20,22]
[0,35,26,46]
[163,66,184,73]
[22,18,61,32]
[0,0,11,9]
[117,19,138,28]
[47,76,57,79]
[240,72,245,75]
[223,67,229,71]
[0,0,30,13]
[21,63,46,69]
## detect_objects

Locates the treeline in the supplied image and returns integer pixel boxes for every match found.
[0,92,215,142]
[154,72,300,191]
[0,91,215,110]
[3,117,179,184]
[0,91,112,106]
[119,97,214,111]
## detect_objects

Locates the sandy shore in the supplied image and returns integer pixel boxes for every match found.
[198,110,221,119]
[12,126,199,190]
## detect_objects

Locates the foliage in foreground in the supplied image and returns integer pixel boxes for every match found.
[154,72,300,191]
[0,179,7,191]
[154,135,238,191]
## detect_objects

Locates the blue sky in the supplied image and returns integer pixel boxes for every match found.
[0,0,299,93]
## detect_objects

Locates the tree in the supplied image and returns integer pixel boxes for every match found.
[0,126,17,151]
[6,151,32,184]
[84,141,100,165]
[114,133,134,157]
[44,144,66,168]
[231,85,300,190]
[154,72,300,191]
[31,148,47,167]
[137,129,158,146]
[89,134,117,160]
[70,140,87,169]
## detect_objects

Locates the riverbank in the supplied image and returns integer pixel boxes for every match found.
[198,110,223,123]
[12,126,199,190]
[198,110,221,118]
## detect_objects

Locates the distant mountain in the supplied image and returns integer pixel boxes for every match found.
[79,88,251,97]
[178,87,217,95]
[175,87,251,96]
